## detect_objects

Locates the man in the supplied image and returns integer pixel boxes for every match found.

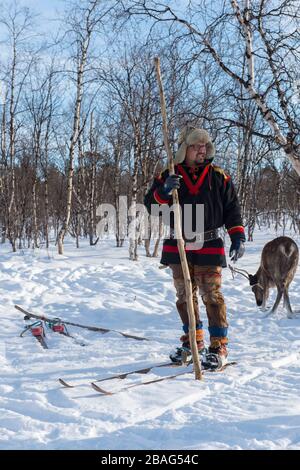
[144,126,245,367]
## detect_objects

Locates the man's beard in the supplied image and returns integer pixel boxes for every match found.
[195,154,206,164]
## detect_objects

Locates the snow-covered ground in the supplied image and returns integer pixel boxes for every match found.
[0,228,300,450]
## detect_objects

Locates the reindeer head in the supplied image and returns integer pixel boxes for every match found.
[229,266,264,307]
[249,274,264,306]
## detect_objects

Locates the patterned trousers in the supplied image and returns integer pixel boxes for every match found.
[169,263,228,343]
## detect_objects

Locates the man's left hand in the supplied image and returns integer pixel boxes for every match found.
[229,239,245,263]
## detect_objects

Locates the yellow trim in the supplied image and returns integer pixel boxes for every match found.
[212,164,229,180]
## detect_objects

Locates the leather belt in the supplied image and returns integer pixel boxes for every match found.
[170,228,220,241]
[202,228,220,242]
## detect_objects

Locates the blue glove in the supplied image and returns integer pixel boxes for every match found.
[229,239,245,262]
[162,175,182,195]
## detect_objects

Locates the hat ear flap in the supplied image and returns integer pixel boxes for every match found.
[174,142,188,164]
[206,142,215,159]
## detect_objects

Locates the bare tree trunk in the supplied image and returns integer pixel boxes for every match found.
[88,113,97,246]
[32,126,41,249]
[75,211,80,248]
[144,238,151,257]
[56,0,107,253]
[7,41,17,252]
[89,164,96,246]
[114,145,122,247]
[129,151,139,261]
[44,172,49,248]
[32,180,39,248]
[57,36,89,255]
[44,114,51,249]
[0,88,7,243]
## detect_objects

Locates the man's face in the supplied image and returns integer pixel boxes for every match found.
[185,143,207,166]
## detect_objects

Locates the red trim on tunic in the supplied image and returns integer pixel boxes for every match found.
[224,175,231,187]
[153,189,170,205]
[228,226,245,235]
[163,245,225,255]
[177,164,211,195]
[155,176,163,183]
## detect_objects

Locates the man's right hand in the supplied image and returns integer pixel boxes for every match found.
[162,174,182,195]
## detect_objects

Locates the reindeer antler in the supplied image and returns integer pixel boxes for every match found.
[228,264,251,280]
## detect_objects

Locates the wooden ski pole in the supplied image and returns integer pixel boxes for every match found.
[154,57,202,380]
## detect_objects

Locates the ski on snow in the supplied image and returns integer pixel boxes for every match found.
[44,318,87,347]
[90,362,237,395]
[20,321,49,349]
[15,305,148,342]
[58,361,176,388]
[20,308,87,347]
[59,361,237,393]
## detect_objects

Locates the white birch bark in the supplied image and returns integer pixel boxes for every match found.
[57,35,90,255]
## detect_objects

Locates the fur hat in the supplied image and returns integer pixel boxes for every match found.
[174,126,215,164]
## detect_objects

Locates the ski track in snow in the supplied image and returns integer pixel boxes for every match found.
[0,229,300,450]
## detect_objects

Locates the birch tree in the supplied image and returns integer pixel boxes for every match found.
[123,0,300,176]
[100,47,160,260]
[0,3,35,251]
[57,0,115,254]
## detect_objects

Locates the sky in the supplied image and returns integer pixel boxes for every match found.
[18,0,64,16]
[10,0,65,34]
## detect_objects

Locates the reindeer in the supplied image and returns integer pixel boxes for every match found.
[230,236,299,317]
